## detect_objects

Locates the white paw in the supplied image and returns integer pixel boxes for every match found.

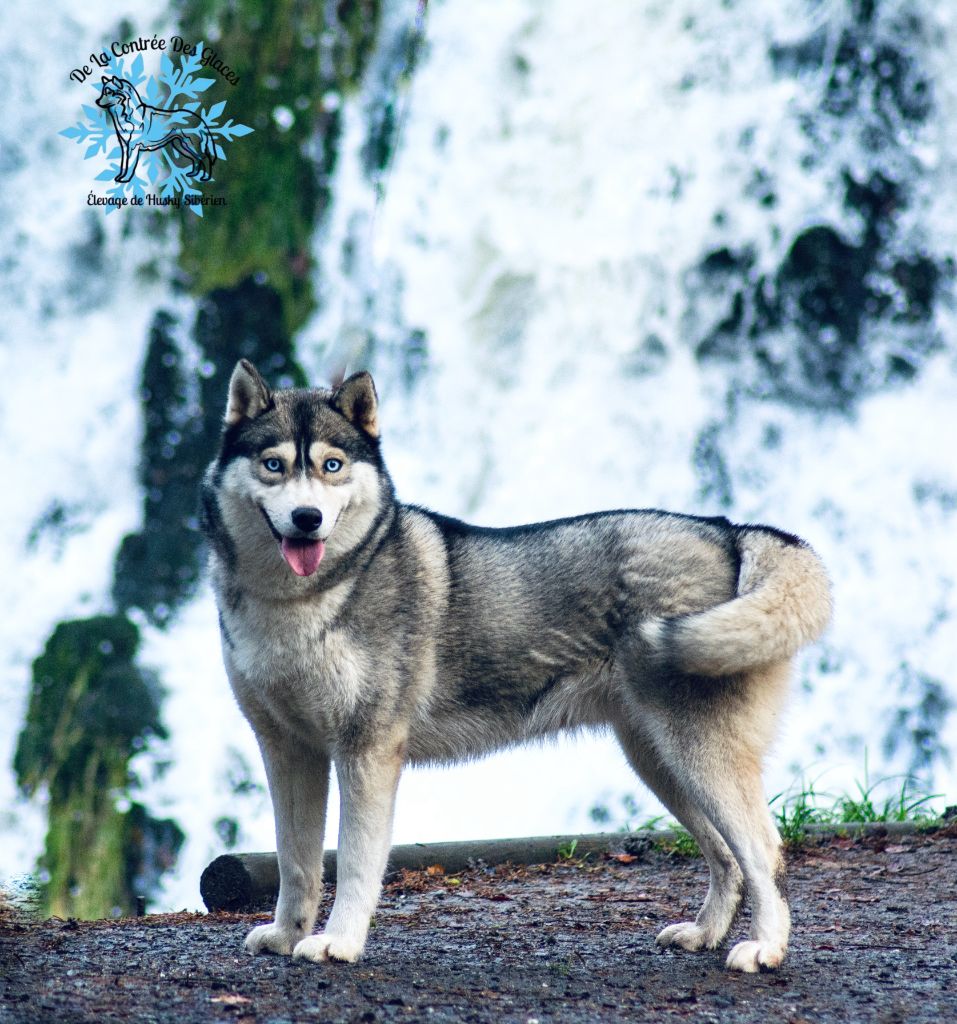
[293,932,364,964]
[725,939,786,973]
[244,922,303,956]
[656,921,719,952]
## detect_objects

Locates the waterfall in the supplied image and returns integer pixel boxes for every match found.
[2,0,954,912]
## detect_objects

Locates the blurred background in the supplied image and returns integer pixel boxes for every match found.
[1,0,954,918]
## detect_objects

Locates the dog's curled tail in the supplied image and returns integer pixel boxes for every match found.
[641,528,832,677]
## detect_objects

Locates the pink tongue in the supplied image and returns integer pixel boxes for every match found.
[280,538,325,577]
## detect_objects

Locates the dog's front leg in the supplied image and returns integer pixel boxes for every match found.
[114,142,130,183]
[245,737,330,957]
[118,143,142,183]
[293,737,404,964]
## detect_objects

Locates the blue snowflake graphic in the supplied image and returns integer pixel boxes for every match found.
[60,44,253,216]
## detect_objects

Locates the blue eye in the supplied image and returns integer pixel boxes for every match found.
[324,458,343,473]
[263,457,283,473]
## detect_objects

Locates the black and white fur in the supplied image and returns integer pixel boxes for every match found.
[200,360,832,972]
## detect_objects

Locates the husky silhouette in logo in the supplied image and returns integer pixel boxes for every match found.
[95,75,217,183]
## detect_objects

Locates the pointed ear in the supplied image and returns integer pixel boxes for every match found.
[224,360,271,426]
[332,371,379,438]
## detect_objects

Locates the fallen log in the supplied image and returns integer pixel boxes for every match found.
[200,821,938,912]
[200,833,620,911]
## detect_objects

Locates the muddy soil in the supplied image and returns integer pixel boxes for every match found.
[2,828,955,1023]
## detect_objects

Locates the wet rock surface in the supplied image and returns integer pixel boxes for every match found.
[3,828,955,1023]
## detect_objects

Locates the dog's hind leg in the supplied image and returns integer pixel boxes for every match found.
[201,128,217,178]
[688,755,789,972]
[614,719,744,952]
[636,662,792,971]
[245,736,330,957]
[172,136,207,179]
[293,733,406,964]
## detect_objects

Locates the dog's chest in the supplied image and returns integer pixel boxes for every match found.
[220,585,368,736]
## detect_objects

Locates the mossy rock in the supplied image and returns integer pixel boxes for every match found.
[14,615,165,803]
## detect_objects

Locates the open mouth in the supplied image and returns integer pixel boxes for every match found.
[259,507,326,578]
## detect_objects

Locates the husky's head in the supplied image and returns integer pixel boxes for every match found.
[205,360,391,582]
[95,76,136,115]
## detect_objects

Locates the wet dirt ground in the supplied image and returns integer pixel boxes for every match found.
[2,827,955,1023]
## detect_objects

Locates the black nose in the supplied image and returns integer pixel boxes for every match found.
[291,507,323,533]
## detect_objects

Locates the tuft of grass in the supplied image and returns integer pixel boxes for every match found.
[771,774,835,844]
[834,778,941,825]
[556,839,579,861]
[657,826,700,858]
[598,757,945,854]
[772,757,942,844]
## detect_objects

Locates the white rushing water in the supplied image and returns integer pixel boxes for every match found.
[2,0,955,912]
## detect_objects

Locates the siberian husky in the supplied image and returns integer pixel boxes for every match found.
[200,360,832,972]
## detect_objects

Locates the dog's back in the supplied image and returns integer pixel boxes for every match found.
[382,507,828,762]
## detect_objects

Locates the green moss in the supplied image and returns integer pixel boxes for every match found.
[334,0,382,90]
[14,616,174,918]
[14,617,160,796]
[173,0,383,334]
